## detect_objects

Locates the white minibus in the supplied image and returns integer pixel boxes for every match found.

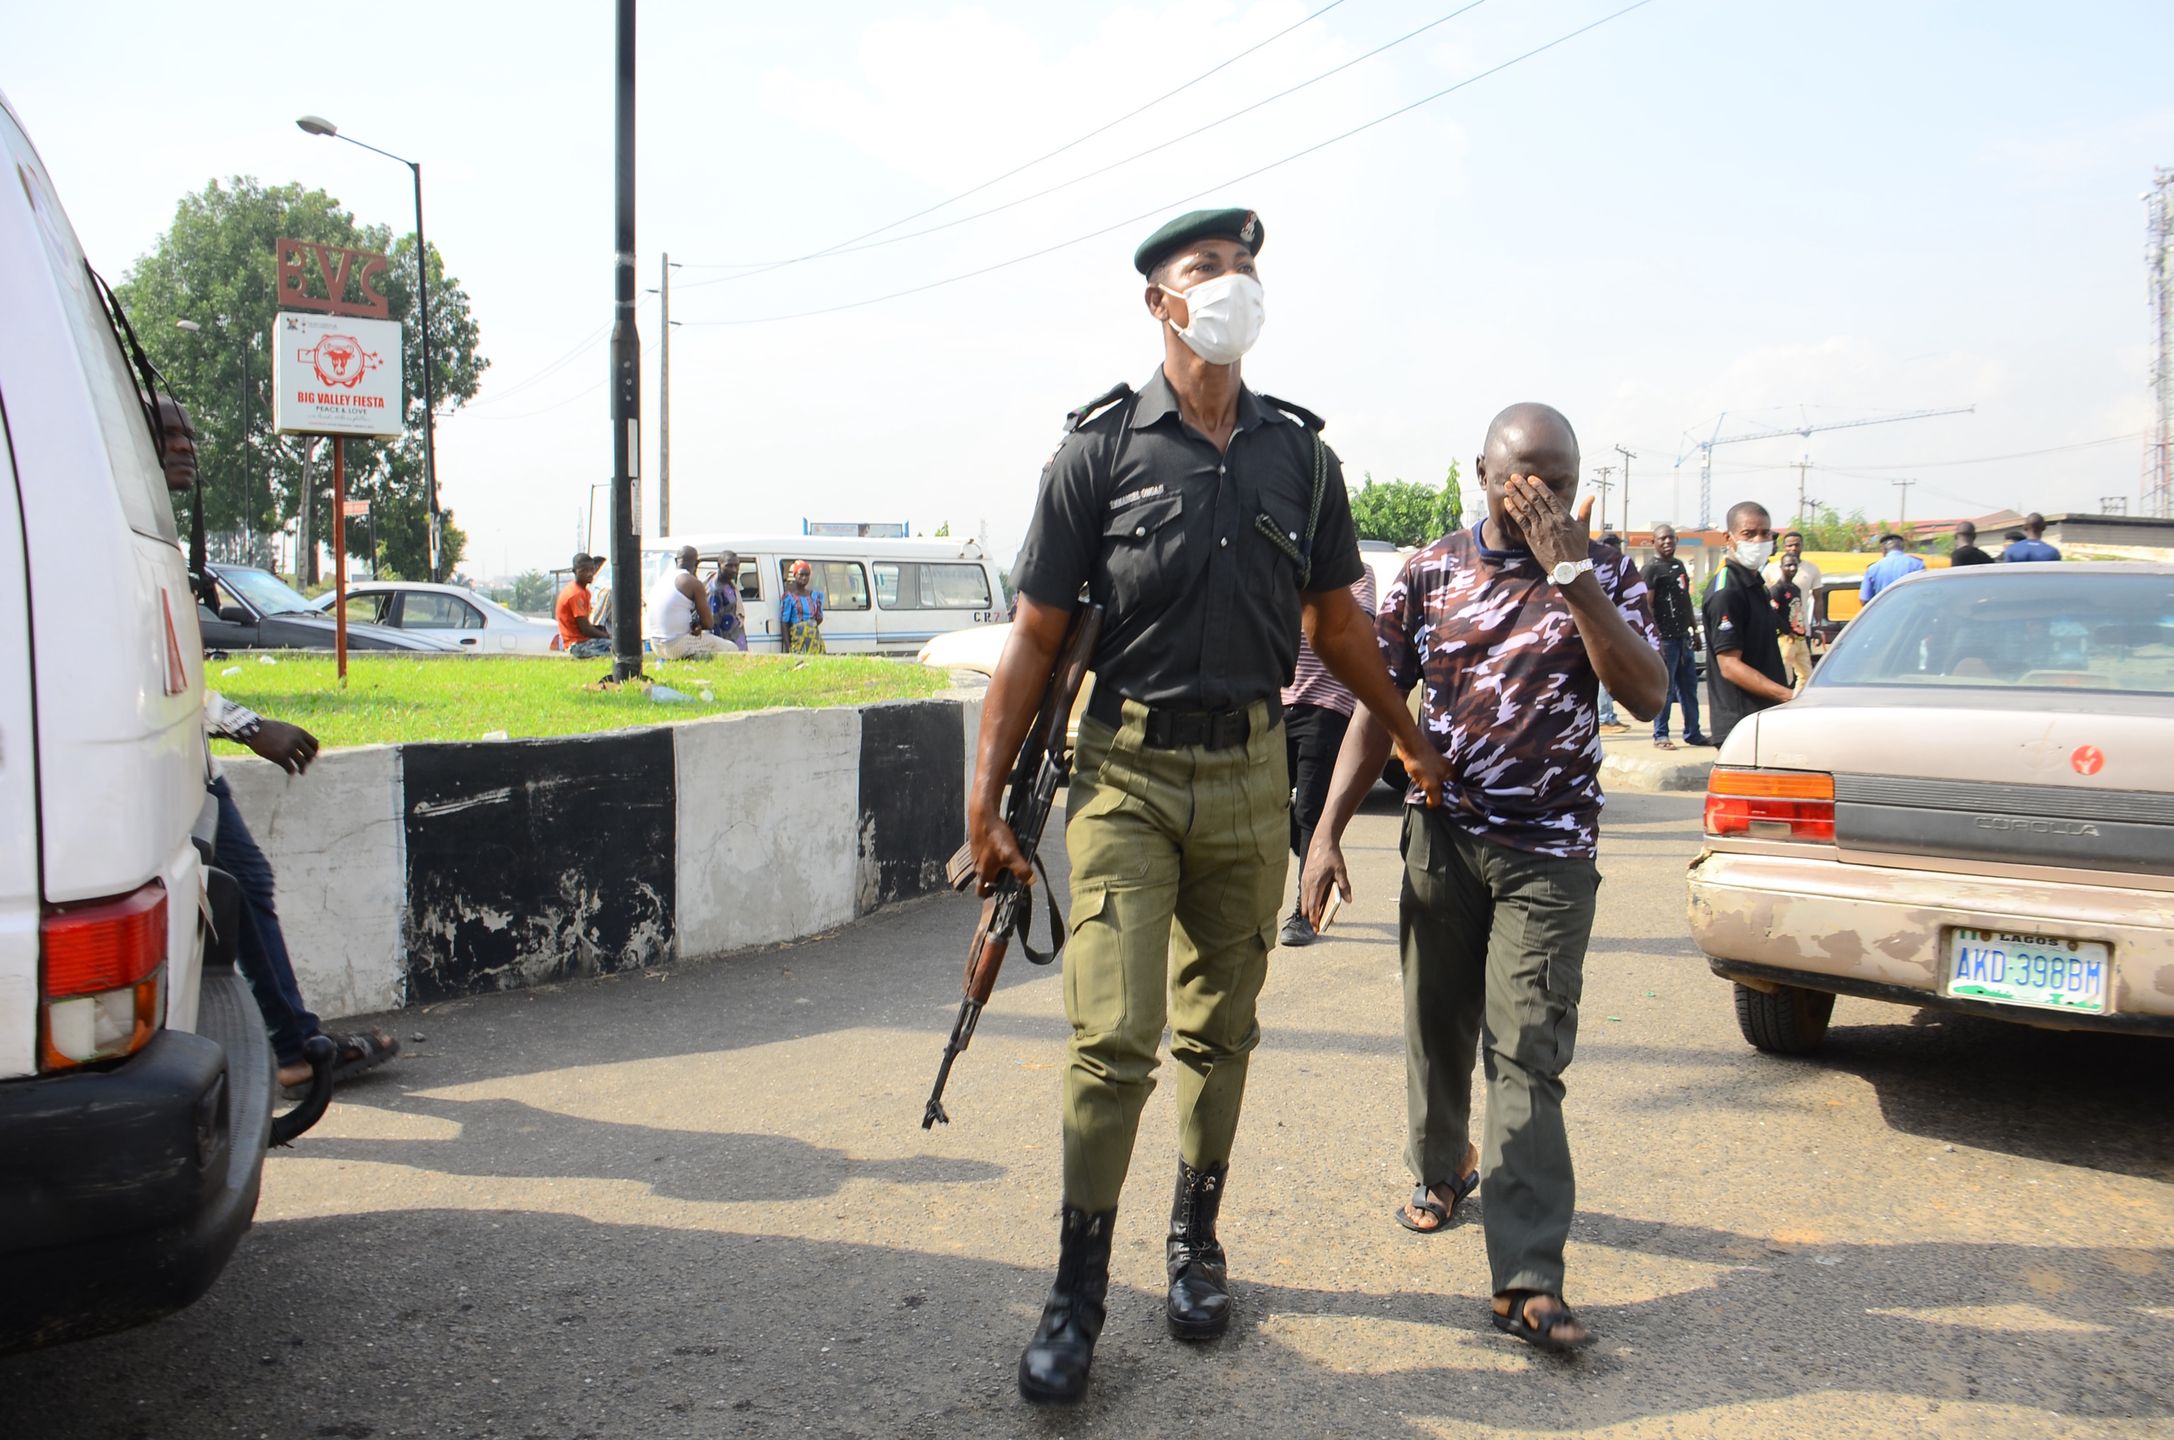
[639,533,1009,655]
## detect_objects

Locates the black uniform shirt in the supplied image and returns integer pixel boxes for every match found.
[1950,543,1994,567]
[1702,559,1789,744]
[1010,367,1362,709]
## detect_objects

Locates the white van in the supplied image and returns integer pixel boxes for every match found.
[639,532,1009,655]
[0,93,280,1350]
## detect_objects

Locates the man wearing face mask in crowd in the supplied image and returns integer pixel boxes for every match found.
[1703,500,1795,745]
[980,208,1450,1405]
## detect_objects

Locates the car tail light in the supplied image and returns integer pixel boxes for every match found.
[40,882,168,1071]
[1705,768,1836,844]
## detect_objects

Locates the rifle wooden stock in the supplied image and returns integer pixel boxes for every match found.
[963,905,1007,1004]
[921,603,1103,1129]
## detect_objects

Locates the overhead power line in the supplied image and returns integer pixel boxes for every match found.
[460,292,658,411]
[450,336,665,422]
[1833,430,2149,471]
[674,0,1351,285]
[679,0,1660,328]
[676,0,1490,288]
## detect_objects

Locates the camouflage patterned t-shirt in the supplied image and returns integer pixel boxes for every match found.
[1377,521,1662,859]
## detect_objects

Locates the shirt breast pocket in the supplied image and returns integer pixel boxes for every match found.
[1101,494,1186,612]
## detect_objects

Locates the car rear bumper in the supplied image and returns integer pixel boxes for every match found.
[0,968,271,1352]
[1686,849,2174,1034]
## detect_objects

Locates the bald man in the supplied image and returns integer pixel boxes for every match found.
[646,545,730,658]
[1303,403,1666,1353]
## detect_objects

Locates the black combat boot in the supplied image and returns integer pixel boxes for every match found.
[1017,1205,1116,1404]
[1165,1159,1231,1339]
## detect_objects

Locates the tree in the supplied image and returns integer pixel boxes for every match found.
[1350,465,1462,547]
[116,177,487,580]
[508,570,557,615]
[1789,504,1878,552]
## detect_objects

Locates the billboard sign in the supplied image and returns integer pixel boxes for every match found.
[804,520,909,538]
[273,311,404,438]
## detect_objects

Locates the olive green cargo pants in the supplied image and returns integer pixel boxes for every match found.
[1059,698,1289,1214]
[1400,806,1599,1299]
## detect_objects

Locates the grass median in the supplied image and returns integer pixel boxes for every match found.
[205,651,951,750]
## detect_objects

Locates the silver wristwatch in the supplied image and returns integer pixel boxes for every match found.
[1549,558,1595,587]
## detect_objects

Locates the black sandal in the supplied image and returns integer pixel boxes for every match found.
[327,1028,401,1083]
[1491,1292,1594,1352]
[1393,1169,1479,1235]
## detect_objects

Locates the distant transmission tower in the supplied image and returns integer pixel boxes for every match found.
[2146,168,2174,518]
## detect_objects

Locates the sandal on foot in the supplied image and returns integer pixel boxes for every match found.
[1393,1169,1479,1235]
[1491,1293,1594,1352]
[327,1028,401,1084]
[1653,739,1678,750]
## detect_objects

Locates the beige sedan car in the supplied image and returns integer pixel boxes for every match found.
[1688,563,2174,1053]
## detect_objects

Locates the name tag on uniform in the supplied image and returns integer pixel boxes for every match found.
[1109,485,1166,511]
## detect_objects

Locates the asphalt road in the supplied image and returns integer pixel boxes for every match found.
[6,790,2170,1439]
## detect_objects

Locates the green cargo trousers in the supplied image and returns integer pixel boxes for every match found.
[1059,697,1289,1214]
[1400,806,1599,1299]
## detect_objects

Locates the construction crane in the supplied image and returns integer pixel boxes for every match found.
[1674,405,1976,528]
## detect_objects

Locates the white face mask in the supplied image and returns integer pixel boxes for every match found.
[1732,538,1775,569]
[1160,272,1264,365]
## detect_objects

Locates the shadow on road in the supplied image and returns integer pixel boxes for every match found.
[1821,1009,2174,1181]
[2,1205,2163,1439]
[1608,1006,2174,1181]
[300,1094,1005,1202]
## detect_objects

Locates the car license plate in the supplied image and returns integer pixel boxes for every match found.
[1945,928,2109,1014]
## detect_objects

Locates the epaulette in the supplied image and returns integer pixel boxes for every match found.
[1064,382,1134,433]
[1258,393,1326,432]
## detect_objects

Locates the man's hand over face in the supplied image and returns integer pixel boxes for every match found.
[1504,476,1595,572]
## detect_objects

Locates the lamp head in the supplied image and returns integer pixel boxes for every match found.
[174,319,202,333]
[296,115,338,137]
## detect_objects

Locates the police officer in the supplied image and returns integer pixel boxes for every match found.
[969,208,1450,1405]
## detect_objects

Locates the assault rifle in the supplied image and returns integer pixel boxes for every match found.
[922,604,1103,1129]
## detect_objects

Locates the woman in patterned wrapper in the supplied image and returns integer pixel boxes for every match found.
[781,559,826,654]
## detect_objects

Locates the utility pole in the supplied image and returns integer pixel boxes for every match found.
[607,0,643,683]
[1891,478,1916,532]
[1794,457,1814,529]
[2146,168,2174,518]
[1591,465,1615,524]
[648,253,682,535]
[1613,444,1636,533]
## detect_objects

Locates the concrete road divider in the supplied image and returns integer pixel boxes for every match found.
[222,697,983,1020]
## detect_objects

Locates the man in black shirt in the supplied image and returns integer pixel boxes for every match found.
[1703,500,1794,745]
[1638,523,1707,748]
[975,208,1449,1404]
[1950,519,1994,566]
[1770,553,1811,692]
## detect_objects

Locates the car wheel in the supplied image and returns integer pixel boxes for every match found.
[1732,982,1836,1055]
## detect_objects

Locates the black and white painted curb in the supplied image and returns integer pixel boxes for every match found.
[223,698,980,1019]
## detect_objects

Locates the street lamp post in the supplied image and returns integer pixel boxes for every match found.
[296,114,440,579]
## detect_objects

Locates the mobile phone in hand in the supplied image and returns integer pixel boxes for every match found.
[1319,886,1345,933]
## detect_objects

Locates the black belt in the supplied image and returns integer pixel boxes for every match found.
[1086,686,1281,751]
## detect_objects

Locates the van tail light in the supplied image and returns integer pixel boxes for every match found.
[1705,768,1836,844]
[40,882,168,1071]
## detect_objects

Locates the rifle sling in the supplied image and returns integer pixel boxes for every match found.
[1015,847,1066,965]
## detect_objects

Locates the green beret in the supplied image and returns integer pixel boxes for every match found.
[1133,207,1264,277]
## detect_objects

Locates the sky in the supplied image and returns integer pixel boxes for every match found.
[10,0,2173,578]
